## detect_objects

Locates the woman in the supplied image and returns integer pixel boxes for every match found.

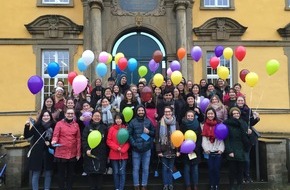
[215,78,230,99]
[82,111,108,190]
[40,96,60,121]
[155,106,180,190]
[202,108,225,190]
[90,86,103,110]
[233,83,246,99]
[120,90,139,114]
[191,84,204,108]
[181,110,202,190]
[182,93,204,124]
[173,87,186,124]
[208,95,228,123]
[130,84,141,104]
[223,88,237,111]
[99,97,115,126]
[106,113,130,190]
[205,83,223,101]
[177,82,187,101]
[51,108,81,190]
[199,79,207,97]
[224,107,250,190]
[52,86,67,112]
[112,84,124,112]
[24,110,55,190]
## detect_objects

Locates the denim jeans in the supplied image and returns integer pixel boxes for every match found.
[111,160,127,190]
[132,150,151,186]
[183,162,198,186]
[161,157,175,186]
[32,170,52,190]
[208,153,222,186]
[244,145,252,179]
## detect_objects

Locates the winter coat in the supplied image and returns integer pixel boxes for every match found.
[82,122,108,174]
[107,124,130,160]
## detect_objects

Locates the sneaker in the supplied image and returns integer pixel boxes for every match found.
[82,172,87,176]
[168,185,173,190]
[163,185,168,190]
[106,167,113,175]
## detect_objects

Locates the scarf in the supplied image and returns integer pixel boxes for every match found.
[182,116,200,132]
[202,119,217,143]
[160,116,176,148]
[101,105,113,125]
[42,121,53,140]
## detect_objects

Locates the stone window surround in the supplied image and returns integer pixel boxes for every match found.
[200,0,235,10]
[36,0,74,7]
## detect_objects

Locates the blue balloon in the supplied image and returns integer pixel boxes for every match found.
[96,63,108,77]
[78,58,88,72]
[116,65,124,75]
[47,62,60,77]
[128,58,138,72]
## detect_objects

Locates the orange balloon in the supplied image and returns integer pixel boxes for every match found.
[177,47,186,60]
[171,130,184,148]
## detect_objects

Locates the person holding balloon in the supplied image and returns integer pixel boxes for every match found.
[201,107,225,190]
[82,110,108,190]
[155,106,180,190]
[181,110,202,190]
[106,113,130,190]
[120,90,139,116]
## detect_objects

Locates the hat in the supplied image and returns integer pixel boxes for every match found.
[186,93,195,100]
[229,107,241,116]
[55,87,64,92]
[120,74,127,79]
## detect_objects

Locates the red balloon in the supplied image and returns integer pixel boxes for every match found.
[68,71,78,85]
[210,57,220,69]
[235,46,246,61]
[153,50,163,63]
[140,86,153,102]
[239,69,250,82]
[118,57,128,71]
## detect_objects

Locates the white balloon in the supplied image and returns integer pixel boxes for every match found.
[82,50,95,66]
[72,75,88,94]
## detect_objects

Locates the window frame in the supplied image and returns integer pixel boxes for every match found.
[200,0,235,10]
[37,0,74,7]
[285,0,290,10]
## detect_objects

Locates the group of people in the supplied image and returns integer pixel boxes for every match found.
[24,74,260,190]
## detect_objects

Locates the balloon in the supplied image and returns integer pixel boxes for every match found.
[200,98,210,113]
[138,66,148,77]
[235,46,246,61]
[68,71,78,85]
[96,63,107,77]
[245,72,259,87]
[122,107,133,122]
[115,65,124,75]
[223,47,233,60]
[214,123,228,140]
[77,58,88,72]
[177,47,186,60]
[47,62,60,77]
[140,86,152,102]
[266,59,280,76]
[180,140,196,154]
[118,57,128,71]
[239,69,250,83]
[117,128,129,145]
[128,58,138,72]
[98,51,109,63]
[148,59,159,72]
[214,45,224,57]
[115,52,125,64]
[171,130,184,148]
[153,73,164,87]
[191,46,202,62]
[27,75,44,95]
[82,111,92,126]
[217,66,230,80]
[170,60,181,71]
[153,50,163,63]
[82,50,95,66]
[167,68,172,76]
[87,130,102,149]
[106,53,113,64]
[184,130,197,142]
[171,71,182,85]
[72,75,88,94]
[209,57,220,69]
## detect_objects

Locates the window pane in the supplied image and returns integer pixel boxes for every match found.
[204,0,229,7]
[42,0,69,4]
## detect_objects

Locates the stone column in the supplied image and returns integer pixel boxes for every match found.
[88,0,104,81]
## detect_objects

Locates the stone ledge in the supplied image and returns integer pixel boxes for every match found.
[4,142,30,149]
[259,138,283,144]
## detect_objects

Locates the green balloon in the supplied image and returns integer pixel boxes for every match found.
[87,130,102,149]
[122,107,133,122]
[117,128,129,144]
[138,66,148,77]
[266,59,280,76]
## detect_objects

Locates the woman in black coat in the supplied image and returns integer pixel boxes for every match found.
[24,110,55,190]
[82,110,108,190]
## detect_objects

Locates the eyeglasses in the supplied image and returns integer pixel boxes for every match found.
[164,111,172,113]
[66,112,74,115]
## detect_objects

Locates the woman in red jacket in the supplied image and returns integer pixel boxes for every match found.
[106,113,130,190]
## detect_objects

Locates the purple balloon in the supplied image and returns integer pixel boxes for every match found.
[180,140,196,154]
[27,75,44,95]
[170,60,181,71]
[214,46,224,57]
[191,46,202,62]
[214,123,229,140]
[200,98,210,113]
[82,112,92,126]
[148,59,159,72]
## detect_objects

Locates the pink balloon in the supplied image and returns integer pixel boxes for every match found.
[72,75,88,94]
[170,60,181,71]
[167,68,172,76]
[98,51,109,63]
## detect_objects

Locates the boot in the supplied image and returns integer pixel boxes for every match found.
[134,186,140,190]
[141,186,147,190]
[185,186,191,190]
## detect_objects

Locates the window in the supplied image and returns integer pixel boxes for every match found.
[37,0,73,7]
[206,52,232,86]
[42,0,69,4]
[201,0,234,9]
[285,0,290,10]
[42,50,69,103]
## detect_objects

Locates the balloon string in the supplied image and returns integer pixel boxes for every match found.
[254,75,269,111]
[249,87,253,109]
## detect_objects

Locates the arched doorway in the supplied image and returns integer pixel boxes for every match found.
[112,31,166,85]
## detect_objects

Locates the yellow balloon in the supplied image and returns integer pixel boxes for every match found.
[184,130,197,142]
[223,47,233,60]
[171,71,182,85]
[171,130,184,148]
[106,53,112,64]
[138,66,148,77]
[217,66,230,79]
[153,73,164,87]
[245,72,259,87]
[115,52,125,64]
